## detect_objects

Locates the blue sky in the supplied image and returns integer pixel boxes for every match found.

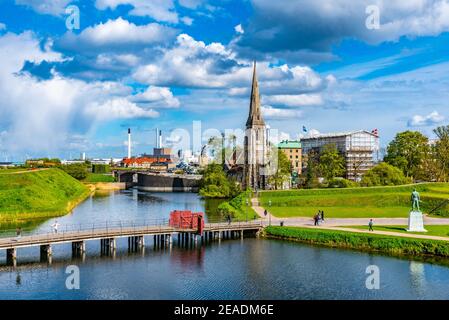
[1,0,449,161]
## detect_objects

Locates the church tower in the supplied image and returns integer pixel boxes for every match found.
[243,61,268,190]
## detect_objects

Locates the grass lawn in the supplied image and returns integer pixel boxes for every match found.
[260,183,449,218]
[268,206,408,218]
[83,173,116,183]
[344,225,449,238]
[0,168,90,222]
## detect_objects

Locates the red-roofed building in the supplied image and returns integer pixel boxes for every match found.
[122,156,172,169]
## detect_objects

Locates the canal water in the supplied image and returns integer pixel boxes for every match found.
[1,189,449,300]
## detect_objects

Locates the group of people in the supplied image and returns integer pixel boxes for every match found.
[313,210,325,226]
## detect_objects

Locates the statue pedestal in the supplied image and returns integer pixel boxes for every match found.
[407,211,427,232]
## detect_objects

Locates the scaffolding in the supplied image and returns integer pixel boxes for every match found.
[301,130,380,181]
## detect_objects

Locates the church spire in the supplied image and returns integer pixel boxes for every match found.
[246,61,265,128]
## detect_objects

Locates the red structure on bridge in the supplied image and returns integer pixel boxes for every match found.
[169,210,204,235]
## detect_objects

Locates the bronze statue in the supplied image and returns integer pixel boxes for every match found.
[411,189,421,211]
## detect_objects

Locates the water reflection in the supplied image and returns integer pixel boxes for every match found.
[1,239,449,299]
[409,261,427,296]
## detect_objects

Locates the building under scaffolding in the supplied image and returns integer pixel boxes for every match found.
[301,130,380,181]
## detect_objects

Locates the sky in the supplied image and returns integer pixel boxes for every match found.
[1,0,449,161]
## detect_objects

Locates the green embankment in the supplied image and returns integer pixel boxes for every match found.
[217,191,258,221]
[264,226,449,258]
[344,225,449,238]
[0,168,91,222]
[260,183,449,218]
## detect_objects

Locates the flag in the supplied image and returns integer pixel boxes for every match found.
[302,126,308,133]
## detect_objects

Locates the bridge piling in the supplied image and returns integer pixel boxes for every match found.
[138,236,145,247]
[39,245,52,264]
[6,248,17,266]
[72,241,86,256]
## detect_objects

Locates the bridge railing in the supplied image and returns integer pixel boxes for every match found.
[0,218,170,240]
[0,218,265,241]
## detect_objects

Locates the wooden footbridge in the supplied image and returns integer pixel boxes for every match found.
[0,219,264,266]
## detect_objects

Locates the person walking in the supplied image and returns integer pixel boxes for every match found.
[314,213,318,226]
[16,227,21,239]
[227,214,232,225]
[51,220,60,234]
[321,210,325,222]
[368,219,374,232]
[264,209,268,217]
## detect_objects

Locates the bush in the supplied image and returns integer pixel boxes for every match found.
[92,164,110,174]
[361,162,412,187]
[327,178,358,188]
[59,163,88,180]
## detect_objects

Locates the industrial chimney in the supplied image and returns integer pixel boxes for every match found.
[155,128,159,148]
[127,128,131,159]
[159,129,163,148]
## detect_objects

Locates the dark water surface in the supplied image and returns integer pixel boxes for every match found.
[1,189,449,300]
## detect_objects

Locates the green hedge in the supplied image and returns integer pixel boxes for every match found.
[265,226,449,257]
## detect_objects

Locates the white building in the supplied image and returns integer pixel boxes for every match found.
[301,130,380,181]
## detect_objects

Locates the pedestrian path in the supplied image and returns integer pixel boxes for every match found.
[251,198,449,242]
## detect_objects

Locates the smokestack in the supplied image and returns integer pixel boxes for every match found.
[156,128,159,148]
[128,128,131,159]
[159,130,163,148]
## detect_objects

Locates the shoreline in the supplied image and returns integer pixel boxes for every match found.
[263,226,449,259]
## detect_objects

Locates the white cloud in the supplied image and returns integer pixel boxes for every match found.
[234,24,244,34]
[96,53,140,67]
[262,106,303,119]
[263,94,323,107]
[133,34,330,97]
[86,98,159,120]
[95,0,178,23]
[235,0,449,63]
[0,31,159,154]
[228,87,248,96]
[59,18,176,50]
[408,111,445,127]
[178,0,203,9]
[15,0,71,16]
[132,86,180,108]
[181,16,194,26]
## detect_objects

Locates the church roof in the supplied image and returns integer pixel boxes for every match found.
[246,61,265,128]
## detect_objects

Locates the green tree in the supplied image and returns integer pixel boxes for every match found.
[384,131,429,179]
[268,149,291,190]
[318,144,346,181]
[304,150,319,189]
[199,163,240,198]
[433,125,449,182]
[59,163,88,180]
[360,162,411,187]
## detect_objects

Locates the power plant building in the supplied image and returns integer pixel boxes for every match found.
[301,130,379,181]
